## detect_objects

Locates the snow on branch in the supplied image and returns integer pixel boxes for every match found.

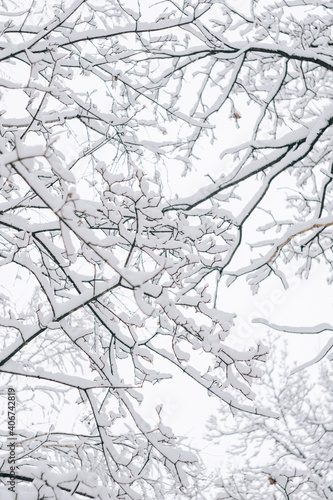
[1,0,333,497]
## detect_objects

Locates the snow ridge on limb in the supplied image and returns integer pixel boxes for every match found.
[252,318,333,334]
[166,103,333,212]
[253,319,333,370]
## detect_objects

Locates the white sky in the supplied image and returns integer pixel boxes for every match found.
[1,0,332,491]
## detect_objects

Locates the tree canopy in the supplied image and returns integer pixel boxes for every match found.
[207,339,333,499]
[0,0,332,498]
